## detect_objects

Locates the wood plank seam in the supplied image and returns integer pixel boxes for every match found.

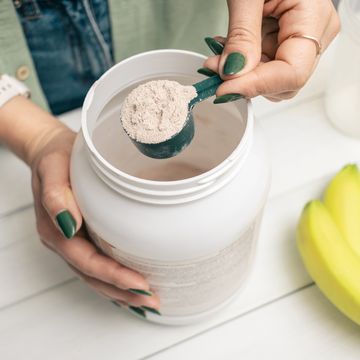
[0,278,77,313]
[134,282,315,360]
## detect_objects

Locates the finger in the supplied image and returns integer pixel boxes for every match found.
[220,0,264,78]
[260,17,279,62]
[261,54,271,63]
[275,90,299,99]
[37,151,82,239]
[264,0,338,52]
[261,16,279,39]
[213,36,226,45]
[274,2,328,82]
[203,36,225,58]
[204,37,224,56]
[203,55,221,73]
[261,31,278,60]
[216,60,291,98]
[32,176,62,251]
[204,17,278,70]
[265,89,299,100]
[71,265,161,309]
[217,32,320,98]
[263,95,282,102]
[237,0,336,99]
[276,3,330,49]
[51,233,151,292]
[304,11,340,75]
[33,195,153,295]
[33,155,152,296]
[264,90,299,102]
[321,10,341,52]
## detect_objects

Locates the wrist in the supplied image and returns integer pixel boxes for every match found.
[25,123,71,168]
[0,96,67,165]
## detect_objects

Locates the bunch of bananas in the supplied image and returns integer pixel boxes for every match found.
[297,164,360,325]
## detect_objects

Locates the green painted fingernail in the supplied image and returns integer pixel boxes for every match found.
[129,306,147,318]
[141,306,162,315]
[223,52,245,75]
[111,301,122,308]
[128,288,152,296]
[213,93,243,104]
[56,210,76,239]
[197,67,217,77]
[204,37,224,55]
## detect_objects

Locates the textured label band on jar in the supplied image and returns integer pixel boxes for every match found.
[87,220,259,317]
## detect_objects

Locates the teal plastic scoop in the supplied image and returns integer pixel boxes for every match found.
[125,75,223,159]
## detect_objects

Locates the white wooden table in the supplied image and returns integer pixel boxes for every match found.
[1,41,360,359]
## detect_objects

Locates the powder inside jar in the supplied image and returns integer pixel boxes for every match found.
[120,80,197,144]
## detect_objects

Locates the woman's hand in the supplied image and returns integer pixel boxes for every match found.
[202,0,340,102]
[0,96,160,314]
[27,123,160,313]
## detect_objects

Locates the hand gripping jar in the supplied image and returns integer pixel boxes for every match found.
[70,50,271,326]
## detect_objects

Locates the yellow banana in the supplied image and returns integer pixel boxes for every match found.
[297,200,360,325]
[324,164,360,257]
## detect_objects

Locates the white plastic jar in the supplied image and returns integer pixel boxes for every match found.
[324,0,360,137]
[70,50,271,326]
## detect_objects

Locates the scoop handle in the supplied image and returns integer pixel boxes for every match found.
[189,75,223,108]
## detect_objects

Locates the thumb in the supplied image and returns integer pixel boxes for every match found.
[220,0,264,78]
[38,152,82,239]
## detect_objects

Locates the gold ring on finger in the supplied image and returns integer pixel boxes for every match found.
[287,34,323,55]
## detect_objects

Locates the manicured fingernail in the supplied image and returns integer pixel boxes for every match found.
[111,301,122,308]
[204,37,224,55]
[141,306,161,315]
[128,288,152,296]
[56,210,76,239]
[129,306,147,318]
[213,93,243,104]
[223,52,246,75]
[197,67,217,77]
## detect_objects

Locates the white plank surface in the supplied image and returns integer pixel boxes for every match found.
[259,98,360,199]
[0,205,34,250]
[0,206,74,309]
[150,285,360,360]
[0,149,32,217]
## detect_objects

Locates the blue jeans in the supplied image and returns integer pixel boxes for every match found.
[15,0,114,115]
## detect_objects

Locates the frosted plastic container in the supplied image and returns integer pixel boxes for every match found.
[324,0,360,137]
[70,50,271,325]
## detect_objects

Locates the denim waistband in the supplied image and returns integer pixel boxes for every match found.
[15,0,114,115]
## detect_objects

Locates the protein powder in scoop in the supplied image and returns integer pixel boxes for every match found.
[120,80,197,144]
